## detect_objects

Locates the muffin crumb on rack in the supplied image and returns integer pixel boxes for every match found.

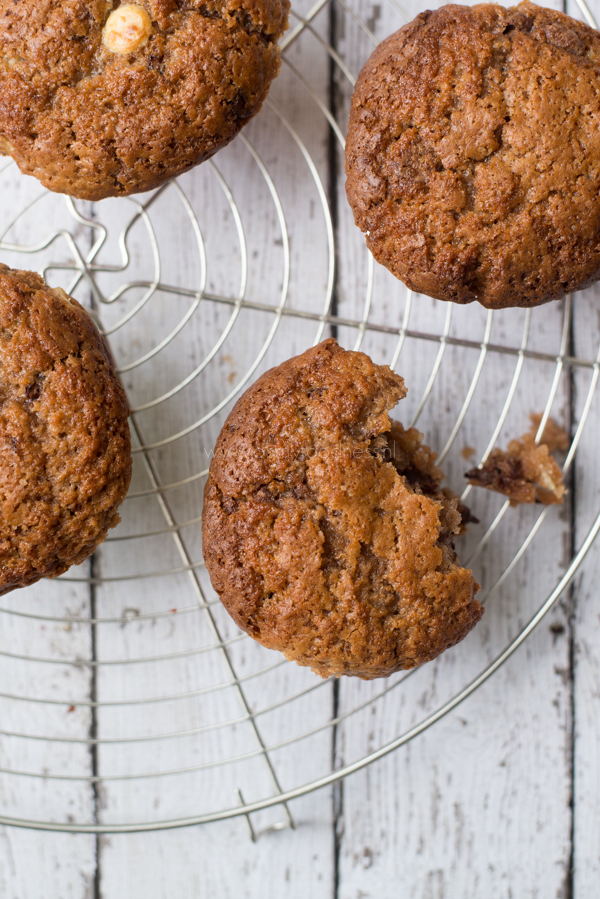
[466,415,567,506]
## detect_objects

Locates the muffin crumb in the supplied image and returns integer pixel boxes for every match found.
[528,413,569,453]
[466,421,566,506]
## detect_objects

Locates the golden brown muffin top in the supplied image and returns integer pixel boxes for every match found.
[0,264,132,595]
[203,339,482,679]
[345,2,600,308]
[0,0,289,199]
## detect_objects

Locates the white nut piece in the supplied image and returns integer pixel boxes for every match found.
[102,4,152,55]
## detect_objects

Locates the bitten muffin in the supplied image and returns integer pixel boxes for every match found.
[345,2,600,309]
[202,339,482,679]
[0,265,132,595]
[0,0,290,201]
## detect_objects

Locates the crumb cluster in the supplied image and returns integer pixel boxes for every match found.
[466,414,568,505]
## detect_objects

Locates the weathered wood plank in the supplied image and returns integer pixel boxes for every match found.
[561,6,600,893]
[0,167,97,896]
[0,830,96,899]
[91,0,337,893]
[332,0,575,895]
[572,283,600,897]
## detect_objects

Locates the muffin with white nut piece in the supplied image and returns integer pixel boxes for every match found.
[0,0,289,200]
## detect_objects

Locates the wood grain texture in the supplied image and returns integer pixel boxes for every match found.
[87,0,337,893]
[571,278,600,898]
[0,167,98,894]
[333,0,576,896]
[563,2,600,895]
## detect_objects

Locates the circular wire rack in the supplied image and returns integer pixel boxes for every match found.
[0,0,599,835]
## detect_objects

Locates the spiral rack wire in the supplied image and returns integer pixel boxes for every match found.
[0,0,599,835]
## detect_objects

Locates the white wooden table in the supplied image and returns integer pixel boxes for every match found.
[1,0,600,896]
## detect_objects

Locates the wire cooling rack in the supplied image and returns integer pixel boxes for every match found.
[0,0,599,835]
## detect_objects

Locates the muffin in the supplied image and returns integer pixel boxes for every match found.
[0,265,132,595]
[202,339,482,679]
[345,2,600,309]
[0,0,290,201]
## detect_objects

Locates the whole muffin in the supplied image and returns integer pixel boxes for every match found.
[0,265,132,595]
[0,0,290,201]
[345,2,600,309]
[202,339,482,679]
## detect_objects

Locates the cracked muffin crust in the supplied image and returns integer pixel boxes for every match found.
[202,339,482,679]
[345,2,600,309]
[0,0,290,200]
[0,265,132,595]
